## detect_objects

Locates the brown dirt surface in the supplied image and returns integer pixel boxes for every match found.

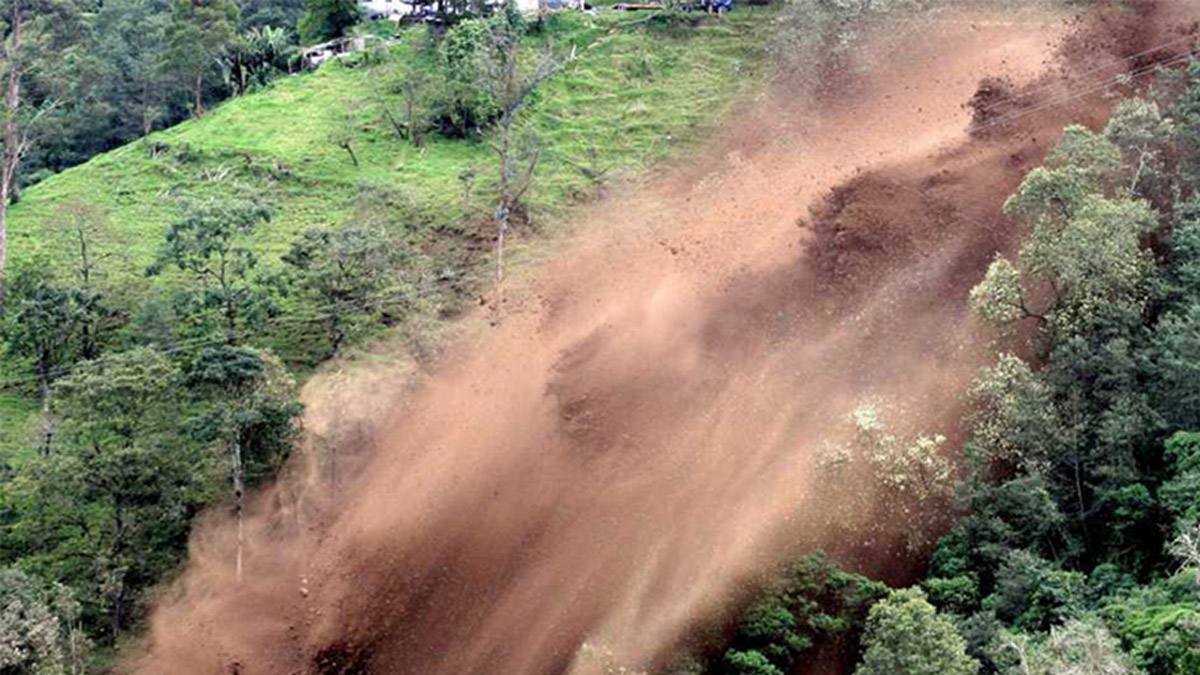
[129,2,1199,675]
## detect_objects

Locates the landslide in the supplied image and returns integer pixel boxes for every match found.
[131,3,1199,675]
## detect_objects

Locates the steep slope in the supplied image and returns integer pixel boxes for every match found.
[0,11,770,461]
[125,1,1200,673]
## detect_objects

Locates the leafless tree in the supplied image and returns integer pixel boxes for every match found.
[478,16,572,312]
[0,0,62,296]
[328,98,361,167]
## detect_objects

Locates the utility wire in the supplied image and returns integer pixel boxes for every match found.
[970,32,1199,116]
[971,50,1197,134]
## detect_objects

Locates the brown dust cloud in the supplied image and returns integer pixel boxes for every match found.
[131,2,1199,674]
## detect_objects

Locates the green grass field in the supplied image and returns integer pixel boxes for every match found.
[0,9,774,462]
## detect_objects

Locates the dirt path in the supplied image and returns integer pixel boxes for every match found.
[132,3,1198,675]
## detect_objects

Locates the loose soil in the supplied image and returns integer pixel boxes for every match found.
[131,2,1199,675]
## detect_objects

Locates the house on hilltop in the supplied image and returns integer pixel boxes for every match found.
[357,0,578,20]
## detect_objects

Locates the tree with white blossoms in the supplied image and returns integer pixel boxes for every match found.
[848,404,952,503]
[967,353,1056,468]
[998,620,1142,675]
[1103,99,1174,194]
[818,402,953,550]
[1170,519,1200,577]
[0,567,89,675]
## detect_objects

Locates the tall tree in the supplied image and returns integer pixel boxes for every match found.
[476,7,566,309]
[281,221,409,357]
[161,0,239,117]
[40,347,197,639]
[0,0,78,294]
[297,0,360,45]
[187,346,300,583]
[51,201,119,361]
[147,197,274,345]
[1,264,82,451]
[94,0,172,138]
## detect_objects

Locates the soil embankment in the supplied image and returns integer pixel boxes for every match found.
[133,3,1198,674]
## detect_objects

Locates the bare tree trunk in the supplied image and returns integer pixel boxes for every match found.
[68,620,83,675]
[493,115,513,313]
[494,210,507,310]
[193,72,205,118]
[111,497,126,638]
[341,142,359,167]
[233,440,245,584]
[111,581,125,639]
[1,1,23,298]
[0,190,7,300]
[38,357,52,454]
[226,299,238,345]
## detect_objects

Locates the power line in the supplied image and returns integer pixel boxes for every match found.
[0,285,428,389]
[972,50,1197,134]
[970,32,1199,116]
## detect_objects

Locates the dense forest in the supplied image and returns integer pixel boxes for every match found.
[0,0,1198,674]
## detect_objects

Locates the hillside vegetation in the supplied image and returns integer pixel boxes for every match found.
[0,10,770,458]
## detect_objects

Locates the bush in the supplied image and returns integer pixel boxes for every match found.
[430,19,499,138]
[855,588,978,675]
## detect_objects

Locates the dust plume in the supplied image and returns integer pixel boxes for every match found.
[131,2,1199,674]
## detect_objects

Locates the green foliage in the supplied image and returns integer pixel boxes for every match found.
[981,163,1159,341]
[1113,604,1200,675]
[1166,59,1200,192]
[281,221,412,356]
[1103,98,1174,202]
[984,550,1086,632]
[996,619,1141,675]
[0,566,89,675]
[241,0,306,31]
[922,575,980,616]
[1160,433,1200,527]
[186,345,302,484]
[721,650,782,675]
[854,588,978,675]
[0,265,82,391]
[934,64,1200,675]
[375,33,437,146]
[1153,287,1200,431]
[161,0,241,115]
[707,553,885,675]
[218,26,297,97]
[433,18,499,138]
[146,197,275,345]
[298,0,361,44]
[13,348,204,640]
[966,354,1055,467]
